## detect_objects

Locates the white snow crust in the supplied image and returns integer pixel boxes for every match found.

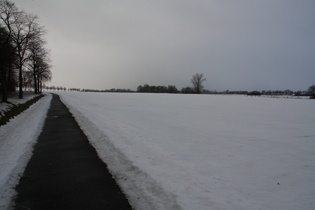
[0,94,52,209]
[58,92,315,210]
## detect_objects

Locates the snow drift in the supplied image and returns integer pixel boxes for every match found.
[0,94,52,209]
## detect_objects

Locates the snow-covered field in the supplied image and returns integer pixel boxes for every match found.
[0,94,52,209]
[57,92,315,210]
[0,92,314,210]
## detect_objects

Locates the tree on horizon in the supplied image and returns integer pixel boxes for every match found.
[191,73,206,94]
[308,84,315,99]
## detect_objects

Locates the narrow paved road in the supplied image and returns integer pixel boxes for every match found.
[14,94,132,210]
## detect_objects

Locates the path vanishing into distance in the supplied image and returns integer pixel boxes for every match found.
[13,94,132,210]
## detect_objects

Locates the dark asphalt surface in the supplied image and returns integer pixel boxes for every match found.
[14,94,132,210]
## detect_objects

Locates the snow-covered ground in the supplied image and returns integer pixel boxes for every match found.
[0,94,52,209]
[0,92,39,117]
[57,92,315,210]
[0,92,314,209]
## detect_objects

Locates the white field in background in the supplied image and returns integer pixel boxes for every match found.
[58,92,315,210]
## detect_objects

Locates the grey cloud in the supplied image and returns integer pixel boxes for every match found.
[13,0,315,91]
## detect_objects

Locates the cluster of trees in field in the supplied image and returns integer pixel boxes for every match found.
[0,0,51,102]
[138,73,207,94]
[307,85,315,99]
[137,85,178,93]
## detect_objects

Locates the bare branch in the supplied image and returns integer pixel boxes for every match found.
[191,73,206,94]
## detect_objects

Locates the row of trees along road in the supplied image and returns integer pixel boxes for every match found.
[0,0,51,102]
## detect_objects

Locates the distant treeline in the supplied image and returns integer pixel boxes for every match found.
[137,84,179,93]
[43,86,134,93]
[43,85,315,99]
[44,86,66,91]
[136,85,314,96]
[82,88,134,93]
[42,70,315,98]
[206,89,312,97]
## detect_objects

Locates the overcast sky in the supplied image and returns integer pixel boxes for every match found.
[12,0,315,91]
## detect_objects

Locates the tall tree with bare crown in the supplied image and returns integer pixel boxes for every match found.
[191,73,206,94]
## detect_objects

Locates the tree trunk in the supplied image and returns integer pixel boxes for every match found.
[39,78,42,93]
[37,77,40,93]
[1,68,8,102]
[18,64,23,99]
[7,66,12,92]
[33,71,38,94]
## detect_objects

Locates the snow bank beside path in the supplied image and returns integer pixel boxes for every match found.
[0,94,52,209]
[0,92,38,117]
[59,92,315,210]
[60,94,181,210]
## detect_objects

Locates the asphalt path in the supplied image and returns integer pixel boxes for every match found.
[14,94,132,210]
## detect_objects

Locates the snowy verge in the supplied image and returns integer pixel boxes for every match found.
[59,95,181,210]
[0,92,39,116]
[0,94,52,209]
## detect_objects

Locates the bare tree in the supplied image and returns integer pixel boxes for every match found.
[0,25,16,102]
[191,73,206,94]
[37,60,52,93]
[0,0,44,98]
[308,85,315,99]
[27,36,50,94]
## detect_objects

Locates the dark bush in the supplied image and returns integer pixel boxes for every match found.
[247,91,261,96]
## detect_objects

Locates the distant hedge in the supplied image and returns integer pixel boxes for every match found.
[247,91,262,96]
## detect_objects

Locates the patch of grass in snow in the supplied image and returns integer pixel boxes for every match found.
[0,94,44,126]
